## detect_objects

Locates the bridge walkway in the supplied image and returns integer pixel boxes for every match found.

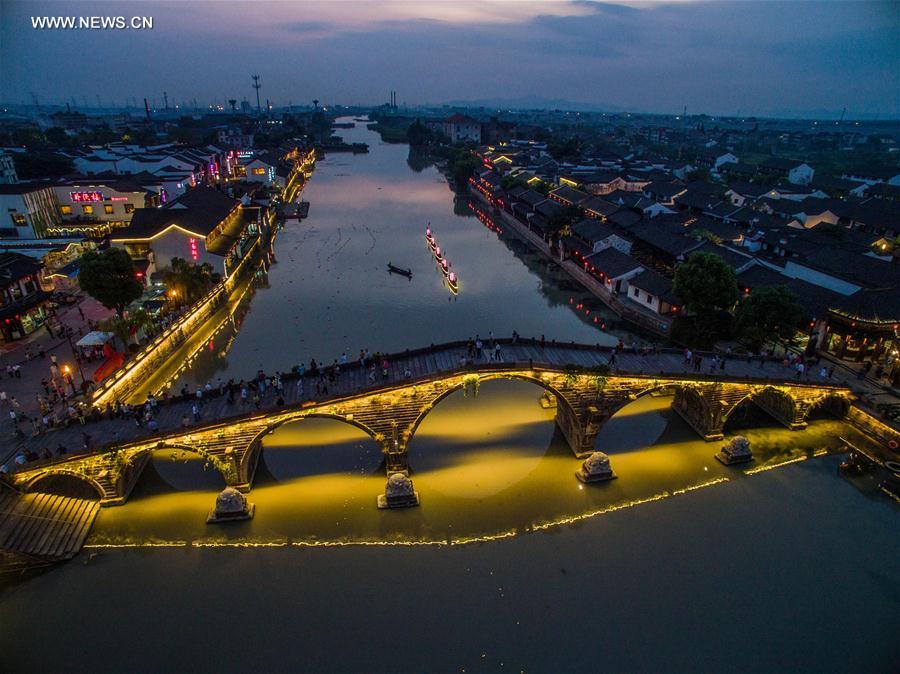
[3,339,840,472]
[0,490,100,561]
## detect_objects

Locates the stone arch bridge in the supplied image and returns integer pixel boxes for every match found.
[10,343,851,506]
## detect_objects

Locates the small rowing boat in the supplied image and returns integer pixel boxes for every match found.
[387,262,412,278]
[425,226,436,250]
[440,258,450,276]
[448,271,459,294]
[433,245,443,263]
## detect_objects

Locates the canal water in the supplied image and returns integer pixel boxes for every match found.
[2,119,897,672]
[159,117,628,394]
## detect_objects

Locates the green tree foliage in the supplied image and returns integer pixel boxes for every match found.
[78,249,144,316]
[500,174,527,191]
[546,204,582,239]
[12,151,74,179]
[448,152,481,191]
[673,252,740,316]
[547,138,581,160]
[406,119,431,146]
[43,127,70,146]
[162,258,219,305]
[735,285,806,351]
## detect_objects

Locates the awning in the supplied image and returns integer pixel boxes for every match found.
[76,331,113,347]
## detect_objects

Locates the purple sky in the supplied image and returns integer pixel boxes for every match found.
[2,0,898,118]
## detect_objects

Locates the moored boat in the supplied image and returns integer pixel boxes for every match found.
[387,262,413,278]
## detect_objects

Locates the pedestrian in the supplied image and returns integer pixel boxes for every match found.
[494,342,502,362]
[192,404,200,422]
[827,366,834,378]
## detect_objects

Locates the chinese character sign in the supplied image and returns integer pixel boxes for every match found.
[70,191,103,202]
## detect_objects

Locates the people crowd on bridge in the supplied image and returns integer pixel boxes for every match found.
[2,334,861,476]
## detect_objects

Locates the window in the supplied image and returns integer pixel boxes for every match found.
[646,295,653,304]
[10,213,26,226]
[124,203,135,214]
[252,167,266,175]
[82,205,94,215]
[60,205,73,215]
[632,287,639,298]
[104,204,114,214]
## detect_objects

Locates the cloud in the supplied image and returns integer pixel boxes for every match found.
[1,0,896,117]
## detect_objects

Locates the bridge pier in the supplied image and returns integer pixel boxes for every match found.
[672,387,726,441]
[556,403,605,458]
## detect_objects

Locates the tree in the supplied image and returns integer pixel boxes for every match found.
[13,152,74,179]
[735,285,806,352]
[162,258,219,305]
[406,119,430,146]
[673,252,740,317]
[78,249,143,316]
[449,154,481,190]
[547,204,582,240]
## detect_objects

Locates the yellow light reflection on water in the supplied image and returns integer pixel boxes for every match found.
[85,381,881,549]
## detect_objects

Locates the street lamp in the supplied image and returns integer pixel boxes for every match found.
[65,329,86,384]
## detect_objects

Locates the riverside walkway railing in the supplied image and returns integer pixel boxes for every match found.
[90,236,264,408]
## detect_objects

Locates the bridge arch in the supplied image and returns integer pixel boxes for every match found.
[241,412,383,477]
[150,442,236,484]
[401,372,580,451]
[22,469,106,501]
[804,391,850,421]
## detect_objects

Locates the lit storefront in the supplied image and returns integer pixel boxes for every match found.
[0,252,52,342]
[823,290,900,384]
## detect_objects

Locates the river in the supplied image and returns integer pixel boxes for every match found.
[1,119,897,672]
[156,117,631,395]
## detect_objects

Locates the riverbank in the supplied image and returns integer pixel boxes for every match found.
[1,454,896,673]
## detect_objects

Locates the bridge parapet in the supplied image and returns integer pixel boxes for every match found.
[9,364,853,507]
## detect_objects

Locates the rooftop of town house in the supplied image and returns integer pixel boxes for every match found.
[607,209,642,229]
[0,251,43,284]
[581,195,620,218]
[718,161,758,174]
[111,187,240,240]
[584,246,643,278]
[689,241,755,271]
[642,180,687,198]
[830,286,900,323]
[571,218,626,244]
[674,190,724,212]
[626,269,678,304]
[513,188,547,208]
[549,184,590,205]
[759,156,810,171]
[628,220,705,258]
[863,183,900,200]
[800,247,900,290]
[534,199,564,219]
[726,182,771,199]
[736,263,843,319]
[205,207,260,257]
[685,215,744,242]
